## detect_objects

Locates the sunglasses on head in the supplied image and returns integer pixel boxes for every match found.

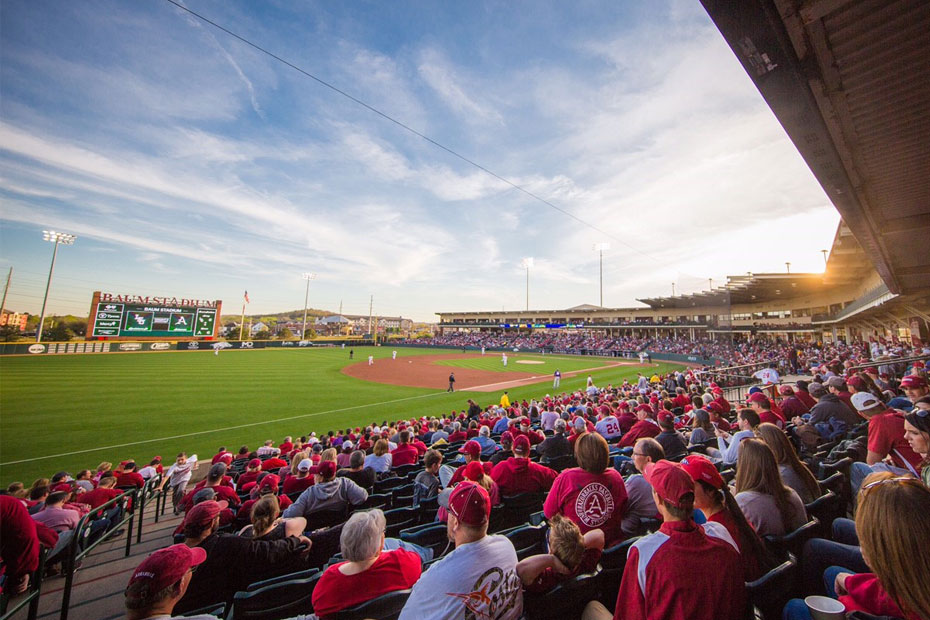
[860,476,915,494]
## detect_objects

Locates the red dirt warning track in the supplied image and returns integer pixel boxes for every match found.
[341,353,639,392]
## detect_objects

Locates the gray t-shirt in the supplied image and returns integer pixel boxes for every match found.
[398,534,523,620]
[735,488,807,537]
[621,474,658,535]
[778,464,816,504]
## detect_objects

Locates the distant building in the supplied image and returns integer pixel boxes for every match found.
[0,311,29,331]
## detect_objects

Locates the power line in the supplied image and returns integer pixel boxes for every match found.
[161,0,667,265]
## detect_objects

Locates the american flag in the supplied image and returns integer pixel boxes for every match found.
[244,290,250,304]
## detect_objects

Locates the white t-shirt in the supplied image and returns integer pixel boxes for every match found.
[752,368,780,385]
[398,534,523,620]
[594,416,622,440]
[540,411,559,431]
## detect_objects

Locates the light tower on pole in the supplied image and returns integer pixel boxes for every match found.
[592,243,610,307]
[37,231,76,343]
[521,258,534,311]
[300,272,316,339]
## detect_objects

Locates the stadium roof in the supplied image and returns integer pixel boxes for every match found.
[701,0,930,296]
[638,273,829,309]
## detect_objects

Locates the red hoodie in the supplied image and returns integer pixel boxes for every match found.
[839,573,920,620]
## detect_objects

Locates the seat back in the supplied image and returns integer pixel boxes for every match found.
[503,523,548,560]
[374,477,408,493]
[334,588,412,620]
[496,492,547,531]
[227,572,321,620]
[417,495,439,523]
[523,568,602,620]
[804,491,841,536]
[541,454,576,472]
[399,523,451,559]
[245,568,319,592]
[384,506,420,537]
[746,553,797,620]
[307,507,350,531]
[597,537,639,610]
[764,518,820,560]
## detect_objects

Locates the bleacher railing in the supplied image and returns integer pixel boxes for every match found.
[58,474,164,620]
[0,548,48,620]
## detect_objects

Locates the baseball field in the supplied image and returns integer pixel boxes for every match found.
[0,346,683,485]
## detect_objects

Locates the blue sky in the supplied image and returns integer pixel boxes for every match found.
[0,0,840,322]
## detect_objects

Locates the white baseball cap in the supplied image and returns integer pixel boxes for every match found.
[851,392,881,411]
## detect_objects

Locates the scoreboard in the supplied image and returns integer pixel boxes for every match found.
[86,291,222,340]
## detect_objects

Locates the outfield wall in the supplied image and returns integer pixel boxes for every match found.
[393,343,719,366]
[0,338,375,355]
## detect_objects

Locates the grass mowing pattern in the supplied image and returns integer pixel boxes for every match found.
[0,346,681,484]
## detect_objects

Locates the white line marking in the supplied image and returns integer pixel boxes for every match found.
[0,391,443,466]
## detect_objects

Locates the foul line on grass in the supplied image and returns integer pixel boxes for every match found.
[0,391,445,466]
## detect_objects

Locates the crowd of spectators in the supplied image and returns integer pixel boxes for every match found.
[2,345,929,620]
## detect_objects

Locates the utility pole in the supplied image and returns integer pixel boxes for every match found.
[368,295,373,338]
[708,277,713,291]
[592,243,610,307]
[671,282,676,296]
[821,249,828,265]
[785,262,791,274]
[0,266,12,321]
[301,272,316,339]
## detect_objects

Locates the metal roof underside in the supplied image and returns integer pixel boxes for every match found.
[700,0,930,295]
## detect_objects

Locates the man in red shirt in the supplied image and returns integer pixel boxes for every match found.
[282,459,315,495]
[261,454,288,472]
[180,464,240,512]
[278,436,294,454]
[445,440,492,487]
[80,475,124,519]
[619,406,661,448]
[849,392,923,493]
[747,392,785,429]
[490,436,557,496]
[583,460,744,620]
[211,447,232,465]
[390,430,420,467]
[237,459,263,490]
[116,462,145,489]
[900,374,930,405]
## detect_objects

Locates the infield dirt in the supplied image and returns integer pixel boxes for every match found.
[341,353,638,392]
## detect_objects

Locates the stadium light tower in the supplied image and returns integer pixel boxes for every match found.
[521,257,534,311]
[300,272,316,339]
[592,243,610,307]
[36,230,76,343]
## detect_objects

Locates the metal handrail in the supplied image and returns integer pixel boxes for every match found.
[0,547,48,620]
[846,354,930,374]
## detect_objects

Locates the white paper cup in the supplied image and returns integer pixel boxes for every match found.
[804,595,846,620]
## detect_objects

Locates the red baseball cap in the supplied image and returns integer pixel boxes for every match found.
[152,456,162,462]
[500,431,514,444]
[900,375,928,389]
[463,460,485,482]
[127,544,206,593]
[845,376,866,390]
[512,435,531,454]
[317,461,337,478]
[447,482,490,526]
[248,458,261,468]
[777,385,794,395]
[657,411,675,425]
[636,404,652,414]
[704,401,723,414]
[259,475,279,493]
[746,392,769,404]
[644,461,694,508]
[52,482,73,493]
[680,454,724,490]
[458,440,481,459]
[182,500,228,528]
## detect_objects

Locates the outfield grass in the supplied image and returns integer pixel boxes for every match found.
[0,346,681,485]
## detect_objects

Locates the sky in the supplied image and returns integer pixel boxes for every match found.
[0,0,841,323]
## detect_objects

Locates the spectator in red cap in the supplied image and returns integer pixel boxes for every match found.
[390,430,420,467]
[282,461,368,523]
[175,500,312,614]
[746,392,785,429]
[680,453,770,580]
[900,374,929,406]
[777,384,810,419]
[116,462,145,489]
[312,509,422,618]
[703,401,731,432]
[848,391,923,493]
[443,440,492,488]
[399,482,523,620]
[490,431,515,465]
[491,435,557,496]
[582,460,744,620]
[618,405,661,448]
[236,459,263,490]
[125,544,208,620]
[544,432,629,546]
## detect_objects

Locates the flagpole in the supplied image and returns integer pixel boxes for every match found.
[239,302,246,340]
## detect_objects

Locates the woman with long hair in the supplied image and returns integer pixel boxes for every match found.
[754,423,821,504]
[733,438,807,536]
[784,472,930,620]
[363,439,393,473]
[238,495,306,540]
[680,453,773,580]
[688,409,715,446]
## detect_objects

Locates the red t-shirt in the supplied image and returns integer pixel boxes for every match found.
[490,457,557,496]
[868,410,922,471]
[79,487,121,510]
[238,471,260,488]
[619,420,660,448]
[282,475,314,496]
[447,461,493,487]
[262,458,288,471]
[116,472,145,488]
[447,431,468,443]
[278,442,293,454]
[758,410,785,429]
[390,444,419,467]
[311,549,422,618]
[544,468,629,546]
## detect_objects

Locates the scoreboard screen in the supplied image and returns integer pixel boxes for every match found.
[87,292,221,340]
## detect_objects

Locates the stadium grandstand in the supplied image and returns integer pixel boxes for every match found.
[2,2,929,620]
